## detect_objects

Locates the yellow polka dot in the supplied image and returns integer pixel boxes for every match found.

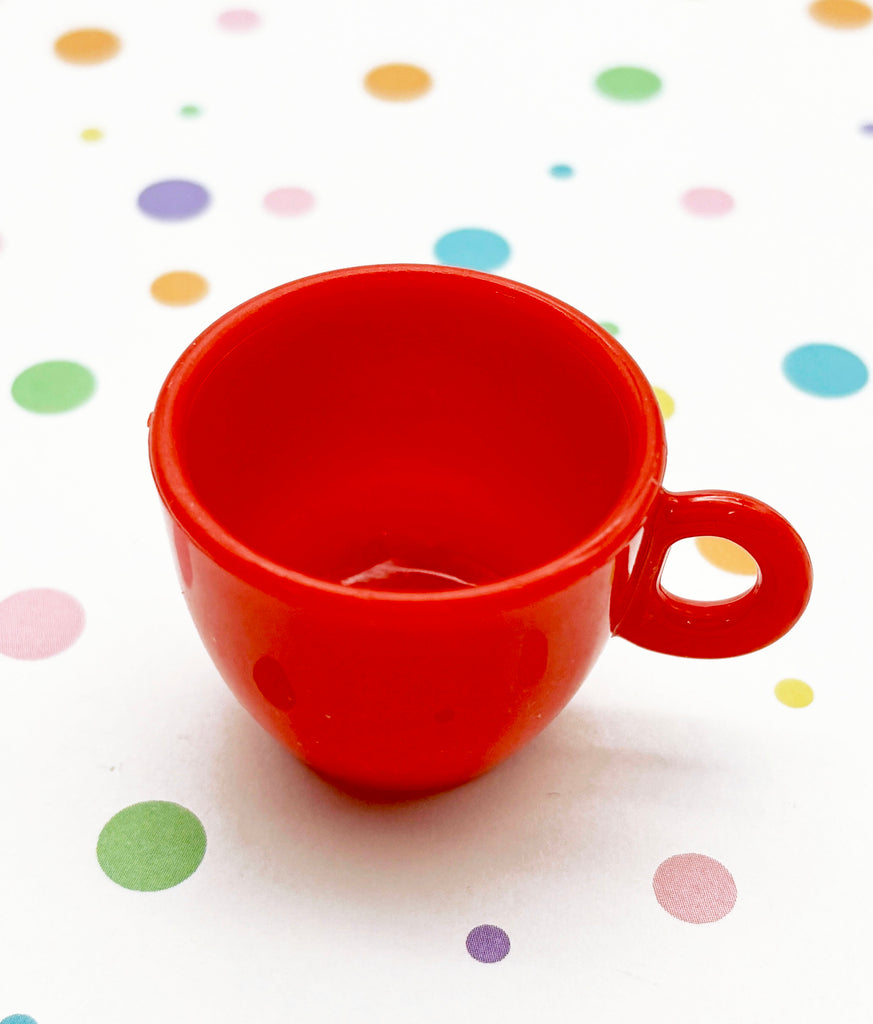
[150,271,209,306]
[81,128,103,142]
[54,28,121,65]
[654,387,675,419]
[775,678,814,708]
[364,63,432,101]
[809,0,872,27]
[695,536,758,575]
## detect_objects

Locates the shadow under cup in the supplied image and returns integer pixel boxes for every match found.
[175,270,649,590]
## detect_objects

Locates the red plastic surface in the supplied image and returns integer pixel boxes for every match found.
[149,265,812,797]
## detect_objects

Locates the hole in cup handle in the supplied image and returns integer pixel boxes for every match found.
[613,489,813,658]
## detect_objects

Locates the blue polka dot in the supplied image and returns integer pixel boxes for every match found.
[782,343,868,397]
[550,163,574,179]
[434,228,510,272]
[2,1016,38,1024]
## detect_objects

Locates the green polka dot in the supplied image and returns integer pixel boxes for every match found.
[599,321,620,335]
[97,801,206,891]
[180,104,202,117]
[595,66,662,101]
[12,360,95,413]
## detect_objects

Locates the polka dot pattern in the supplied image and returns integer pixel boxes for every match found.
[775,678,815,708]
[97,801,207,891]
[466,925,510,962]
[783,343,868,397]
[263,187,315,216]
[54,28,120,65]
[695,536,758,575]
[150,270,209,305]
[0,589,85,659]
[653,854,737,923]
[218,9,261,31]
[808,0,872,27]
[595,66,662,101]
[364,63,432,101]
[12,361,95,413]
[138,180,211,221]
[682,187,735,217]
[434,228,510,271]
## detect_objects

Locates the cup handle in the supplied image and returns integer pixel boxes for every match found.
[613,489,813,658]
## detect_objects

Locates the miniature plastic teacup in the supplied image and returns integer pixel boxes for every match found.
[148,265,812,797]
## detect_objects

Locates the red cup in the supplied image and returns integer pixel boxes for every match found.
[148,265,812,797]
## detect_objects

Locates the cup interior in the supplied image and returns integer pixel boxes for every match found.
[165,268,656,591]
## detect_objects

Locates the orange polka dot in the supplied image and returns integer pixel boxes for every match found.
[54,28,121,64]
[695,536,758,576]
[364,63,432,101]
[150,271,209,306]
[809,0,872,27]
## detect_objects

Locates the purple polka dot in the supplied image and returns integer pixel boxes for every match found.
[466,924,510,963]
[861,123,873,134]
[0,589,86,660]
[263,187,315,216]
[218,9,260,30]
[137,180,210,221]
[681,187,734,217]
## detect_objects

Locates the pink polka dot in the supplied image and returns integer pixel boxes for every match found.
[263,188,315,216]
[681,187,735,217]
[0,589,86,660]
[217,9,260,31]
[653,853,737,923]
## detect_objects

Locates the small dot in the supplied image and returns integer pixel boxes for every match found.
[654,387,675,419]
[12,360,95,413]
[653,854,737,923]
[80,127,103,142]
[434,228,511,272]
[97,801,207,891]
[783,343,868,397]
[861,123,873,133]
[809,0,872,27]
[263,187,316,216]
[695,536,758,575]
[218,9,261,30]
[0,589,86,660]
[775,677,814,708]
[180,104,202,118]
[595,66,662,101]
[54,28,120,64]
[599,321,620,335]
[466,925,510,962]
[550,163,574,179]
[138,180,210,221]
[681,187,735,217]
[364,63,432,101]
[150,270,209,306]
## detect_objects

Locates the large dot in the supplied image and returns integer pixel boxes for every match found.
[434,228,510,272]
[466,925,510,962]
[783,343,868,397]
[695,536,758,575]
[12,360,95,413]
[775,678,814,708]
[0,589,86,659]
[138,180,210,221]
[81,127,103,142]
[595,66,662,101]
[218,9,261,30]
[364,63,432,101]
[654,387,675,419]
[54,28,120,64]
[682,187,735,217]
[150,270,209,306]
[263,187,315,216]
[653,853,737,923]
[97,801,206,891]
[809,0,872,27]
[549,163,574,179]
[1,1016,38,1024]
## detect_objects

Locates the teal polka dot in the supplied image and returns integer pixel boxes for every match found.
[550,163,574,179]
[2,1016,38,1024]
[434,228,510,272]
[783,343,868,397]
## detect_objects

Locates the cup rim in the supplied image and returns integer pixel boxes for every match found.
[148,263,667,604]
